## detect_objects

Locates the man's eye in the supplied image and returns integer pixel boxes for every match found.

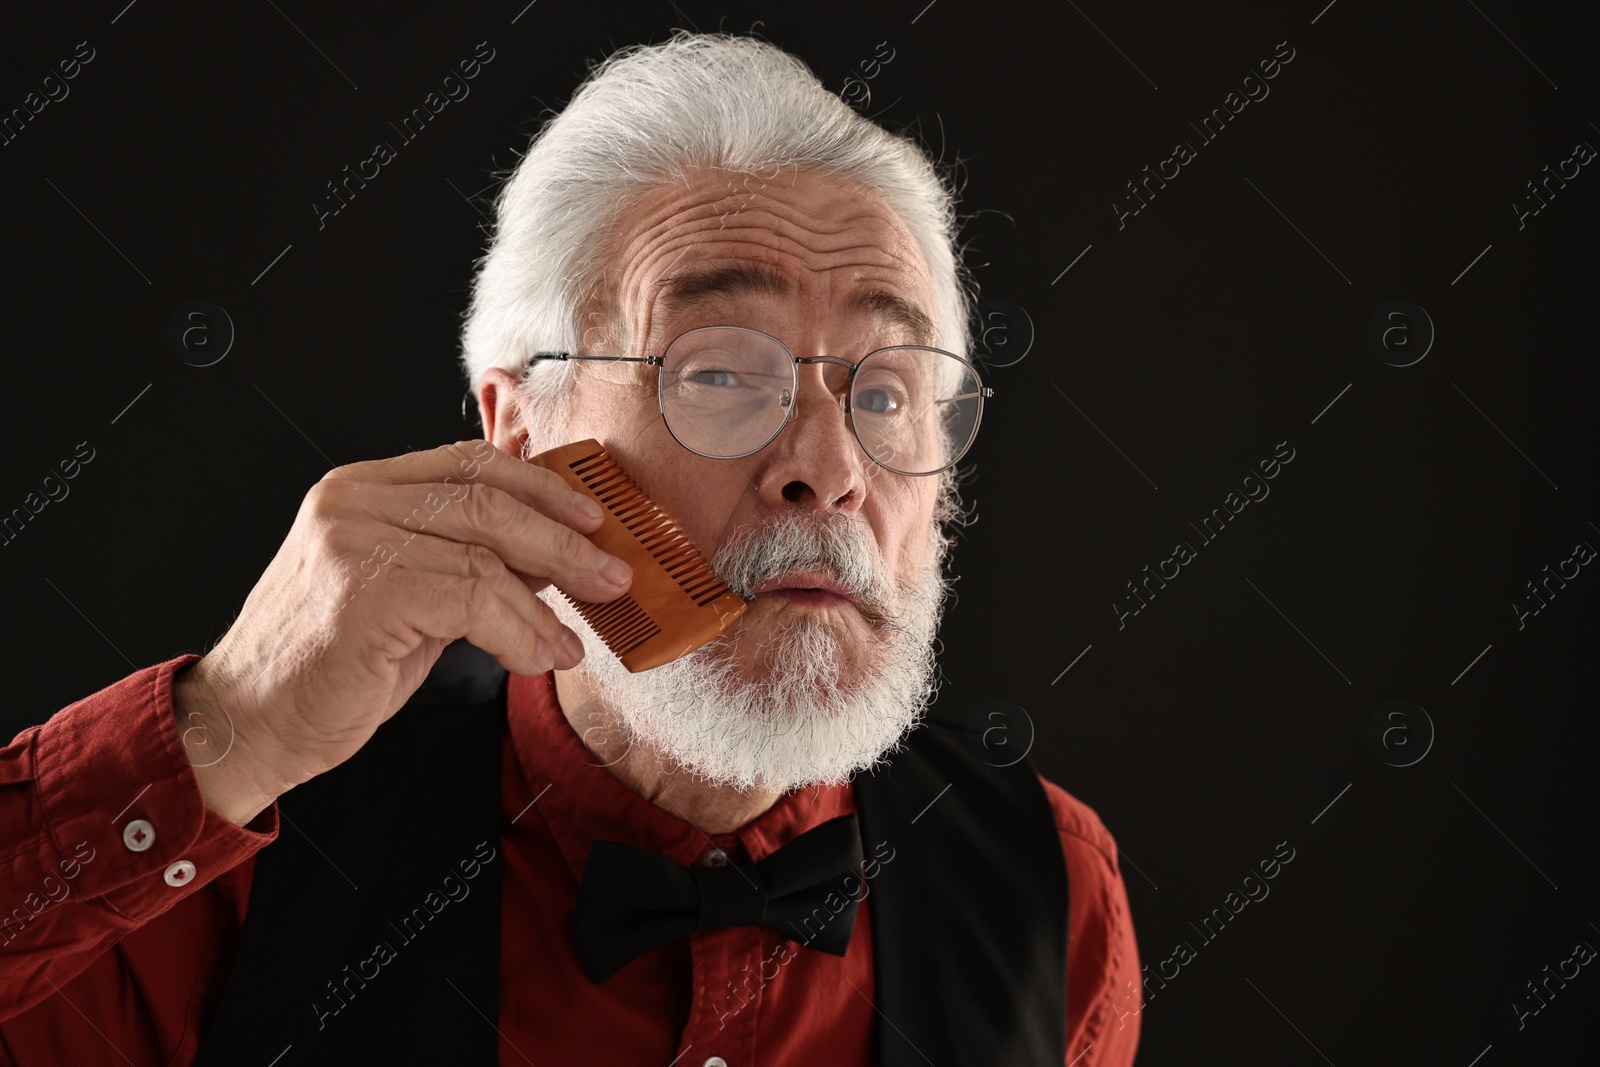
[855,386,900,415]
[689,369,741,387]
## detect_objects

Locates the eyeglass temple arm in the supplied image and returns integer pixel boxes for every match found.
[935,387,994,404]
[526,352,665,366]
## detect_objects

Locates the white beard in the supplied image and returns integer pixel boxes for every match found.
[542,508,952,795]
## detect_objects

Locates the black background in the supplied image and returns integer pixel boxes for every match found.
[3,1,1596,1063]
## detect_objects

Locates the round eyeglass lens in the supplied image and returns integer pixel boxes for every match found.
[851,346,983,475]
[659,327,794,459]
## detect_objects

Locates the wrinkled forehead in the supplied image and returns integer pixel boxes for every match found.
[599,165,939,348]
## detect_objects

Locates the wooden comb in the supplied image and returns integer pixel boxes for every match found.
[528,439,749,672]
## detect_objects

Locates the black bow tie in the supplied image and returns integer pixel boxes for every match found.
[573,813,865,983]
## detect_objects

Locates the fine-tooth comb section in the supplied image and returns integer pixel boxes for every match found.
[527,439,750,672]
[568,452,732,608]
[575,593,659,657]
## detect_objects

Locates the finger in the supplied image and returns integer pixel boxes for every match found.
[328,479,632,605]
[385,555,566,677]
[361,530,590,671]
[404,567,552,677]
[326,439,606,536]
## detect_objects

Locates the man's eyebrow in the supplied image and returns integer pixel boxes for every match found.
[849,289,936,347]
[652,263,936,346]
[653,263,789,315]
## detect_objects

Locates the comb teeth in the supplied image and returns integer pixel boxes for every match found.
[527,439,750,672]
[565,591,660,658]
[568,451,736,608]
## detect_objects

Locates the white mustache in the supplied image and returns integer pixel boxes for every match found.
[711,512,894,618]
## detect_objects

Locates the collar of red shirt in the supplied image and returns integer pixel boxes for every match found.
[505,670,857,879]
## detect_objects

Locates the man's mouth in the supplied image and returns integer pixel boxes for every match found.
[752,570,858,608]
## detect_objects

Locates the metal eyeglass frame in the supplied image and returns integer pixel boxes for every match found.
[523,325,994,477]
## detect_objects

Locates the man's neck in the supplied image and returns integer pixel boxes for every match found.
[553,668,781,835]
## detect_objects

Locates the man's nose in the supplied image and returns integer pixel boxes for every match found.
[754,362,867,512]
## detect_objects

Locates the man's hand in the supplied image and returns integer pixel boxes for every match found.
[173,440,633,825]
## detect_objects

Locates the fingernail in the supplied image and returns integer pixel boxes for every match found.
[560,630,585,662]
[599,553,633,586]
[571,491,605,522]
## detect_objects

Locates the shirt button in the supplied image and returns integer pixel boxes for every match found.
[702,847,730,868]
[703,1058,729,1067]
[163,860,196,887]
[122,818,155,852]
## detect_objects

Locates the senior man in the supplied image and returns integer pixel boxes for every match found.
[0,32,1141,1066]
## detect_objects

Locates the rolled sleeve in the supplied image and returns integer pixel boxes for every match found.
[11,653,276,932]
[1038,775,1143,1067]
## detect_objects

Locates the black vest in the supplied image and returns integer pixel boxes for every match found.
[195,641,1066,1065]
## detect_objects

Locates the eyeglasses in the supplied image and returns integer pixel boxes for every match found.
[525,326,992,476]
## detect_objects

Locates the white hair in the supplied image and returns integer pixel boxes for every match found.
[456,29,975,476]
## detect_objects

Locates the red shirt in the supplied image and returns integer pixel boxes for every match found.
[0,653,1142,1064]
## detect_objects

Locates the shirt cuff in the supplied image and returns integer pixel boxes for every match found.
[30,653,278,923]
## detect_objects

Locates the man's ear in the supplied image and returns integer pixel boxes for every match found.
[476,367,528,456]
